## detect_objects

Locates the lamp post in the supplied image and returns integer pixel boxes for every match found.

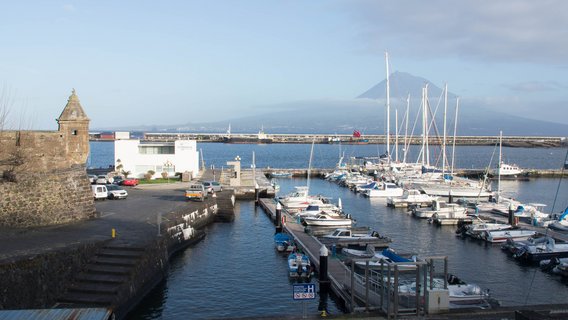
[164,160,173,183]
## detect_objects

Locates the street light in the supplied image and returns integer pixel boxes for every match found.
[164,160,173,183]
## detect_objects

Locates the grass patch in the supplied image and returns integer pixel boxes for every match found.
[138,177,182,184]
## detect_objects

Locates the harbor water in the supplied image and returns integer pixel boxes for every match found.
[89,142,568,318]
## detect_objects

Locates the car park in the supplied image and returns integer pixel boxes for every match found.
[106,184,128,199]
[202,181,222,193]
[120,178,139,186]
[92,185,108,200]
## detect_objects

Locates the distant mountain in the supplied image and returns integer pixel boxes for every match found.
[100,72,568,137]
[358,71,457,100]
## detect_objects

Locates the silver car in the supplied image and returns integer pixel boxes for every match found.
[202,181,222,193]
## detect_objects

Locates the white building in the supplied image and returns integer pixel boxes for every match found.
[114,139,199,179]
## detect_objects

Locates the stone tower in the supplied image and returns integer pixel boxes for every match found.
[57,89,90,165]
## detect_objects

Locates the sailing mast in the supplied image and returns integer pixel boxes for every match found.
[425,84,430,167]
[497,130,503,202]
[385,51,391,164]
[403,94,410,164]
[450,98,459,176]
[395,108,399,163]
[306,139,315,197]
[442,83,448,177]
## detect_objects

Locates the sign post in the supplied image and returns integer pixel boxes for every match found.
[293,283,316,318]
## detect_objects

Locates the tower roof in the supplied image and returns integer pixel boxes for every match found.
[57,89,90,122]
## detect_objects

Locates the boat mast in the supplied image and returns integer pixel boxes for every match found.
[425,84,430,167]
[252,150,256,187]
[395,108,399,163]
[306,139,315,197]
[403,94,410,164]
[442,83,448,177]
[498,130,502,202]
[451,98,459,177]
[421,87,426,166]
[385,51,391,164]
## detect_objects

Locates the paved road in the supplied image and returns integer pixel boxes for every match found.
[0,182,203,261]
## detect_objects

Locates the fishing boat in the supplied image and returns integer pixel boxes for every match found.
[274,233,295,252]
[288,251,312,278]
[386,189,436,208]
[482,229,537,243]
[363,182,404,198]
[302,213,354,228]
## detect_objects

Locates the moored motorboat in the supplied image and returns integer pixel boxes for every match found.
[363,182,404,198]
[387,189,436,208]
[398,275,490,305]
[319,227,391,248]
[274,233,295,252]
[512,237,568,263]
[288,251,312,278]
[412,199,467,219]
[483,229,537,243]
[355,248,418,271]
[303,213,354,228]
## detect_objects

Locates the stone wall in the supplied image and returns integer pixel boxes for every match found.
[0,240,109,309]
[0,164,96,227]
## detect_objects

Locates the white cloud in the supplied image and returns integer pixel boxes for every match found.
[344,0,568,64]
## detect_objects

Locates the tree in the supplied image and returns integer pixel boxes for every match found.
[144,170,155,181]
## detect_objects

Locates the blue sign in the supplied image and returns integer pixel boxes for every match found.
[293,283,316,300]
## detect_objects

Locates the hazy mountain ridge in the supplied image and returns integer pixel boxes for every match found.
[98,72,568,136]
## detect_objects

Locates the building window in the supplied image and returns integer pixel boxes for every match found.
[138,146,175,154]
[72,129,78,135]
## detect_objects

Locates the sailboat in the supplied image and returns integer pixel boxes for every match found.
[490,132,524,178]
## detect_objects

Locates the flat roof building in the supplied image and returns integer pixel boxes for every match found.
[114,139,199,179]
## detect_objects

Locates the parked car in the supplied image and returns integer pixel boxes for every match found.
[106,184,128,199]
[88,174,97,184]
[96,175,109,184]
[112,176,124,185]
[202,181,222,193]
[120,178,139,186]
[92,185,108,200]
[185,184,208,201]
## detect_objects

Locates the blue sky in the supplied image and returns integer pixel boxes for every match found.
[1,0,567,129]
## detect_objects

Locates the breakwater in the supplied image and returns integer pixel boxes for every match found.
[91,133,567,148]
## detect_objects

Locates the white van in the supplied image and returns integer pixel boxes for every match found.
[92,185,108,200]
